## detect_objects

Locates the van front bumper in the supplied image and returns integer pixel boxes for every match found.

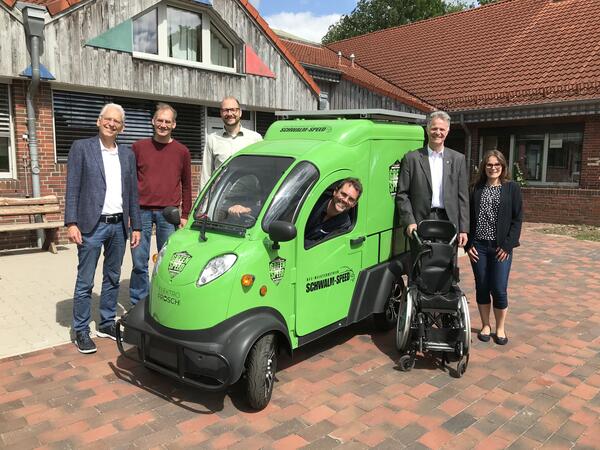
[116,300,233,391]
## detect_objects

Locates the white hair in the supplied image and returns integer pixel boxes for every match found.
[99,103,125,122]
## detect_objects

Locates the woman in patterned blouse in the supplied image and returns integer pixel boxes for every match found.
[466,150,523,345]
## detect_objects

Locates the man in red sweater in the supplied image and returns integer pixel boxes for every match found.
[129,103,192,306]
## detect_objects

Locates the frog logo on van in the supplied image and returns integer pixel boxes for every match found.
[168,251,192,278]
[269,257,286,285]
[389,162,400,196]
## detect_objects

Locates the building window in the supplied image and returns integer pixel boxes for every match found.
[53,90,206,162]
[479,124,583,186]
[133,9,158,55]
[132,3,238,71]
[210,28,233,68]
[0,84,15,178]
[167,7,202,62]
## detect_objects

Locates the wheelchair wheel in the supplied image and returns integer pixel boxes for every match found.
[395,288,413,352]
[460,295,471,355]
[456,354,469,378]
[398,354,415,372]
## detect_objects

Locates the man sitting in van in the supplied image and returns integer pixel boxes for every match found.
[305,178,362,246]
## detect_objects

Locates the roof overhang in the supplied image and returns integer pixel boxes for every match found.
[452,99,600,123]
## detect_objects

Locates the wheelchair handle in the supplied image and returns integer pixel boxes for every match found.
[412,230,423,246]
[413,229,458,246]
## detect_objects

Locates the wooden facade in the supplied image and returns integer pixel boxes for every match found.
[326,79,424,114]
[0,0,317,110]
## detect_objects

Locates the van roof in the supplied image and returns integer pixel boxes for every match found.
[263,116,424,147]
[275,109,426,123]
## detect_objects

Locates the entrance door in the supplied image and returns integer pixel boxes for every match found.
[295,173,364,336]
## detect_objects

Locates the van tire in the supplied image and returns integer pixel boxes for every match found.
[245,333,278,410]
[373,280,402,331]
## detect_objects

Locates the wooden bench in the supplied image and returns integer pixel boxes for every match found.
[0,196,63,253]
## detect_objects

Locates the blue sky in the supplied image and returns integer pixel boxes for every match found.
[249,0,358,43]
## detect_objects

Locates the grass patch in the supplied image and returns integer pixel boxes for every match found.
[536,224,600,242]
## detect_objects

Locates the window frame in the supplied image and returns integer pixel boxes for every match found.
[0,82,16,179]
[132,2,240,74]
[479,124,583,187]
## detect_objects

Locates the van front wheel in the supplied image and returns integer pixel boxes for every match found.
[245,333,278,410]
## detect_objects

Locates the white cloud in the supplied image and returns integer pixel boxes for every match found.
[264,12,341,43]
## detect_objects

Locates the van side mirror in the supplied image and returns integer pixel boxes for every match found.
[268,221,297,250]
[162,206,181,226]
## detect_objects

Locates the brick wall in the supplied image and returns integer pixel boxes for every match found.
[522,187,600,225]
[0,81,63,251]
[580,117,600,189]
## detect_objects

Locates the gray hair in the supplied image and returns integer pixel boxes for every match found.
[99,103,126,123]
[427,110,451,129]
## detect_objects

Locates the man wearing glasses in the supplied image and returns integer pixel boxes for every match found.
[396,110,469,247]
[200,96,262,188]
[65,103,142,354]
[129,103,192,308]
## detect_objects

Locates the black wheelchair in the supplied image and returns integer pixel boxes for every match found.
[395,220,471,377]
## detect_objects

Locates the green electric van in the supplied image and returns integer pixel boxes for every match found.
[117,109,425,410]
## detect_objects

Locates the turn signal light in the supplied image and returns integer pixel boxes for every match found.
[152,253,158,263]
[241,274,255,287]
[259,285,267,297]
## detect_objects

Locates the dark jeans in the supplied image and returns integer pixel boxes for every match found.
[73,222,126,332]
[470,239,512,310]
[130,209,177,305]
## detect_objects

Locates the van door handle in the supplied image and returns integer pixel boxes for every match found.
[350,236,365,246]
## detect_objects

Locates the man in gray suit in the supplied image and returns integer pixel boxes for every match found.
[65,103,142,354]
[396,110,469,247]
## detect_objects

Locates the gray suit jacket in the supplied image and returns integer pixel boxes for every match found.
[396,146,469,233]
[65,135,141,235]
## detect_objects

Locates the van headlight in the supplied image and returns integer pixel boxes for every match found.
[152,244,168,278]
[197,254,237,286]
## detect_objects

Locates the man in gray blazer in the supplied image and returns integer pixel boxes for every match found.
[396,110,469,247]
[65,103,141,354]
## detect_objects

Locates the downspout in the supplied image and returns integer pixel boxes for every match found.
[22,5,46,246]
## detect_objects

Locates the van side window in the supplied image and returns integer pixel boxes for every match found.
[304,180,359,248]
[262,162,319,231]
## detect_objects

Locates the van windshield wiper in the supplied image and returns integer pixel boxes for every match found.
[191,219,246,237]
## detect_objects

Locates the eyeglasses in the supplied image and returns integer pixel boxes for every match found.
[220,107,240,114]
[486,163,502,169]
[154,119,173,125]
[101,117,123,126]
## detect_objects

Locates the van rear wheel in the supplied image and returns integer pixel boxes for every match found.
[245,333,277,410]
[373,280,403,331]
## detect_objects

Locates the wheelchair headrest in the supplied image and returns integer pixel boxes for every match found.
[417,220,457,242]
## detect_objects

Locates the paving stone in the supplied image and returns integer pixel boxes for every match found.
[0,227,599,449]
[442,411,477,434]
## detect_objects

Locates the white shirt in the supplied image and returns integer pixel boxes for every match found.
[428,146,444,209]
[200,126,263,187]
[100,139,123,214]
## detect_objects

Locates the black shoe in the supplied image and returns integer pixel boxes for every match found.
[97,322,118,341]
[494,334,508,345]
[75,331,97,354]
[477,330,491,342]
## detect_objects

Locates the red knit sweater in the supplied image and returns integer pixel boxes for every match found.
[132,138,192,218]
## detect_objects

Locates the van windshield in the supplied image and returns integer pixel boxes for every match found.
[194,155,294,230]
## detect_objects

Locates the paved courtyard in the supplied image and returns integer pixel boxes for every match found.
[0,225,599,449]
